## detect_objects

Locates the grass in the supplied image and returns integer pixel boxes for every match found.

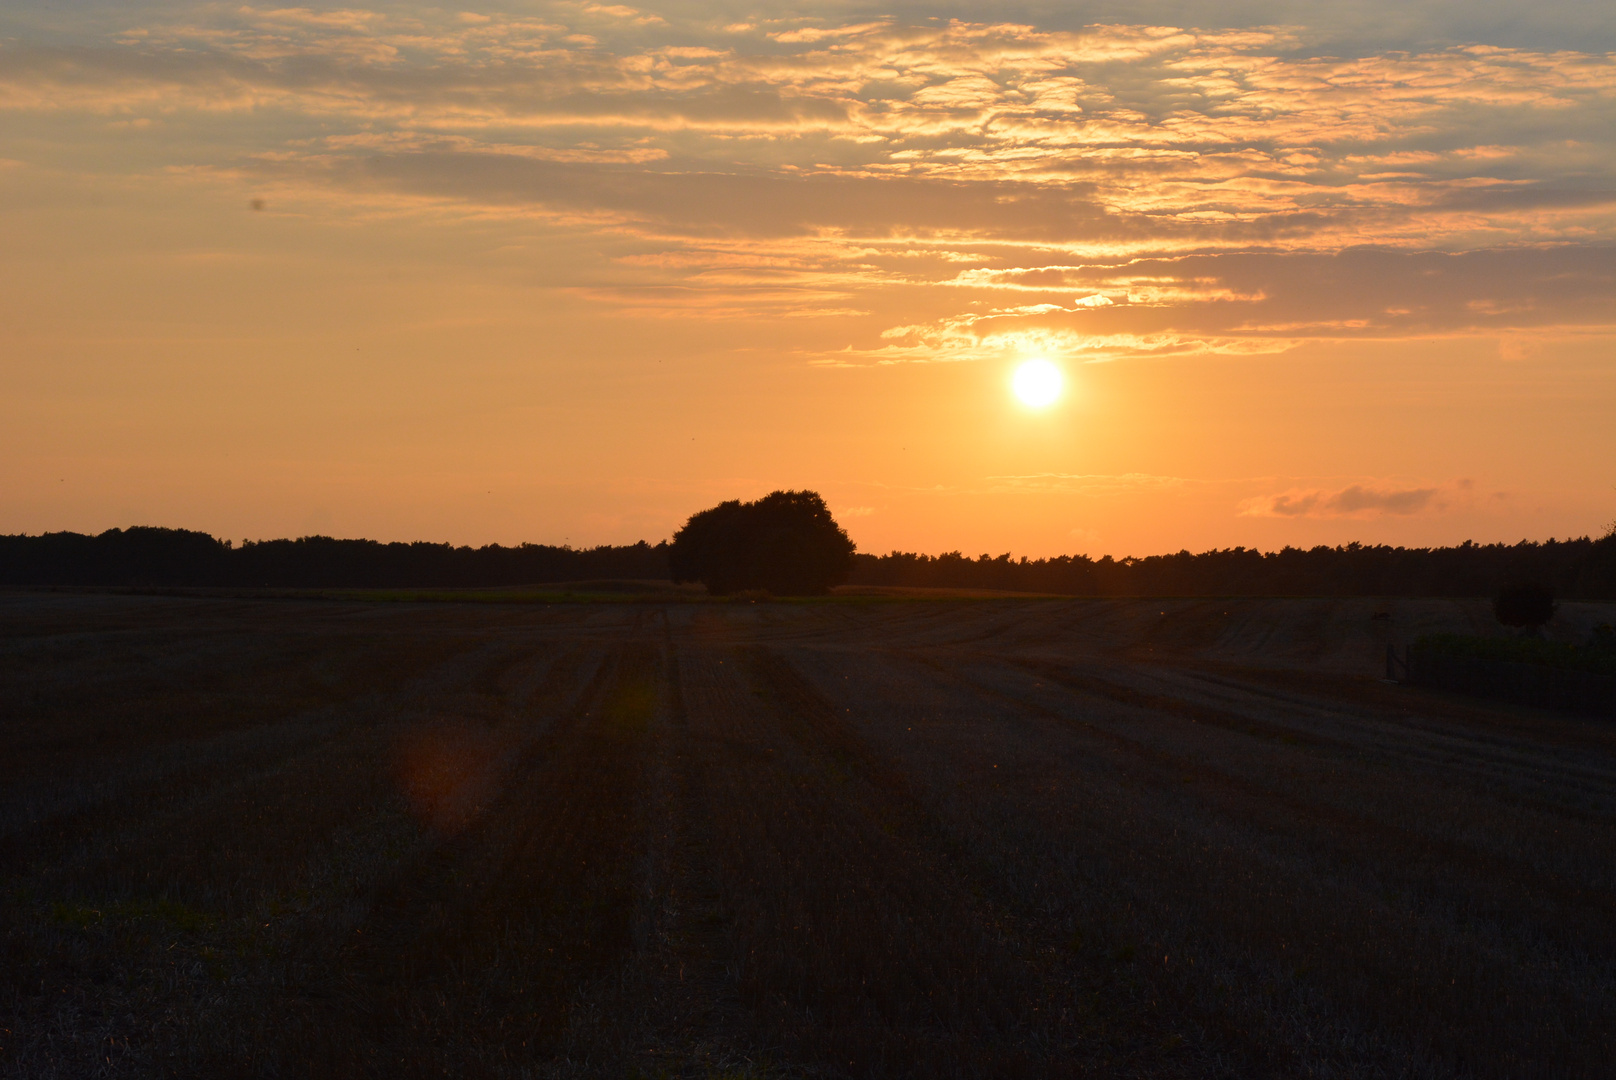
[1413,630,1616,676]
[2,592,1615,1077]
[6,582,1078,606]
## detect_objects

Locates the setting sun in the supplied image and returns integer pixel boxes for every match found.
[1012,359,1064,409]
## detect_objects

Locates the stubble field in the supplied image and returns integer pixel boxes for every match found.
[3,591,1615,1079]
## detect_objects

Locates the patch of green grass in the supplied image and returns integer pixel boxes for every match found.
[48,901,105,929]
[1413,633,1616,677]
[331,588,667,604]
[48,897,215,933]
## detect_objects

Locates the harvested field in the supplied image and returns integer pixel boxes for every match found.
[3,592,1615,1079]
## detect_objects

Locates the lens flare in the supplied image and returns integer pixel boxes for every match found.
[1011,359,1063,408]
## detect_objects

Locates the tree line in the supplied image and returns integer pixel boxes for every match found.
[2,524,1613,599]
[0,529,669,588]
[845,537,1616,600]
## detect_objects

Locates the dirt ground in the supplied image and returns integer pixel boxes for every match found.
[2,591,1614,1079]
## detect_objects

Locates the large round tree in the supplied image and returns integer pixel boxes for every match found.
[669,490,855,596]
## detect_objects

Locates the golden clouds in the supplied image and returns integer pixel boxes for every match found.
[2,8,1612,362]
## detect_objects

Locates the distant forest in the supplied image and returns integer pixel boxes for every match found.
[2,526,1614,599]
[0,529,668,589]
[848,538,1616,600]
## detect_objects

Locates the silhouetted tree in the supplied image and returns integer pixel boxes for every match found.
[1494,582,1556,631]
[668,490,855,596]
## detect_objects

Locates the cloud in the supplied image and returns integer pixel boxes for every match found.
[1,10,1612,351]
[1238,483,1443,518]
[826,246,1616,361]
[1067,526,1102,547]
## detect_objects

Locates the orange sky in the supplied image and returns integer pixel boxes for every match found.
[2,3,1613,556]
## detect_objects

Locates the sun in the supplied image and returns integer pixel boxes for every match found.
[1011,358,1063,408]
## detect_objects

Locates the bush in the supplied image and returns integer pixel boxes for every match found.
[1493,582,1556,630]
[668,490,855,596]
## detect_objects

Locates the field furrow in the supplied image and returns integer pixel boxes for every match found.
[4,593,1614,1079]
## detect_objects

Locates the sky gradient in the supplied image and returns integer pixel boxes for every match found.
[3,1,1613,555]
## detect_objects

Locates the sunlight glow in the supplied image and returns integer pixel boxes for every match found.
[3,5,1611,553]
[1012,359,1064,409]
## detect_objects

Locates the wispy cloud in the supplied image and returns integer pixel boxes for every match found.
[2,8,1613,356]
[1238,482,1451,518]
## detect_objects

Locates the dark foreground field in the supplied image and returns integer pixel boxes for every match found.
[4,593,1615,1079]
